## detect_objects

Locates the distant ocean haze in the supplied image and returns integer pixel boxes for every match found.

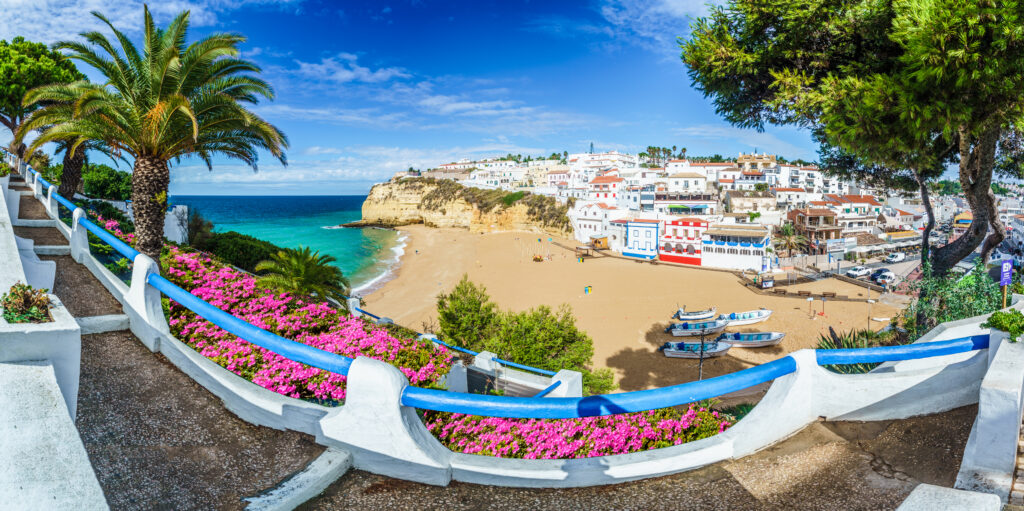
[171,195,404,294]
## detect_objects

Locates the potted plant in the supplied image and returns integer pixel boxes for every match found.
[0,282,52,324]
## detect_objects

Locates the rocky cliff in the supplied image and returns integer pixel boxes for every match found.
[347,178,572,237]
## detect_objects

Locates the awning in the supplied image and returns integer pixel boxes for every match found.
[667,204,708,210]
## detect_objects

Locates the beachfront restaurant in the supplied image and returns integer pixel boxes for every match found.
[701,224,772,271]
[659,217,709,266]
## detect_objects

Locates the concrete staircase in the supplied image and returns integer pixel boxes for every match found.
[1012,435,1024,505]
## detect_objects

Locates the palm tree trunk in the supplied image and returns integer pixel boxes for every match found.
[58,145,85,198]
[132,156,169,263]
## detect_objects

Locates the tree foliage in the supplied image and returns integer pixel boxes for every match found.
[0,37,84,155]
[681,0,1024,275]
[81,163,132,201]
[255,247,350,307]
[436,276,616,395]
[18,7,288,263]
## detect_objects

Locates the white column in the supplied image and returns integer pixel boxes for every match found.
[45,185,58,219]
[316,357,452,485]
[70,208,90,263]
[126,253,169,351]
[32,174,42,199]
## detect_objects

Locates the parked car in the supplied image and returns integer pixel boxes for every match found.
[872,268,896,283]
[885,252,906,263]
[875,272,898,285]
[846,266,870,278]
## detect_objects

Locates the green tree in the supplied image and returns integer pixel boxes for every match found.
[436,276,499,349]
[682,0,1024,276]
[82,163,132,201]
[19,8,288,264]
[0,37,84,161]
[255,247,350,307]
[774,223,806,257]
[436,276,616,395]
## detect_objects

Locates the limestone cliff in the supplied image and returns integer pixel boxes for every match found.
[347,178,572,237]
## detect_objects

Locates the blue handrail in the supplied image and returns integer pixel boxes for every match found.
[815,334,989,365]
[401,356,798,419]
[492,357,558,377]
[354,307,380,320]
[533,380,562,398]
[54,193,77,213]
[78,216,141,260]
[147,273,355,377]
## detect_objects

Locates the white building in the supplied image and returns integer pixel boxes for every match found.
[666,172,707,194]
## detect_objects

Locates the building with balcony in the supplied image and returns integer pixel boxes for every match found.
[787,208,844,254]
[701,224,772,271]
[659,217,708,265]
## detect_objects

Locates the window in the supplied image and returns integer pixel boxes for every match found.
[645,230,651,238]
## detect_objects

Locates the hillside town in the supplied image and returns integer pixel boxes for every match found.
[404,149,1016,273]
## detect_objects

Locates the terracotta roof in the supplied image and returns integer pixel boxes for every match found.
[590,176,624,184]
[691,162,735,166]
[809,200,829,206]
[666,217,708,224]
[773,187,805,192]
[741,170,764,176]
[719,178,735,183]
[630,219,661,224]
[895,209,915,216]
[668,159,687,163]
[798,166,820,171]
[842,194,883,206]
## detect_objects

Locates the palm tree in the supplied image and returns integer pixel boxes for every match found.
[774,223,807,257]
[255,247,351,308]
[18,7,287,263]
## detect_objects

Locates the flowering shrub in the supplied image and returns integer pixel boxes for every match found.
[163,247,453,402]
[96,215,136,245]
[423,406,731,459]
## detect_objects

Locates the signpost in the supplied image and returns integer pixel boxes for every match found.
[1001,260,1013,308]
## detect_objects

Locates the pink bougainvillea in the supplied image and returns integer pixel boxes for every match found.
[422,406,731,459]
[163,247,453,402]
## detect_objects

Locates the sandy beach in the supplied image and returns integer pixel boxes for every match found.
[364,225,901,392]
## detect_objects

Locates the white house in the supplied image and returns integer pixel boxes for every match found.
[667,172,707,194]
[623,219,660,259]
[587,175,625,201]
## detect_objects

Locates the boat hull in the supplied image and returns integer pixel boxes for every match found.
[717,332,785,348]
[718,309,773,326]
[673,307,717,321]
[662,343,732,358]
[669,324,728,337]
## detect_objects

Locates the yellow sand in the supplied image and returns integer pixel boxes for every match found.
[364,225,901,391]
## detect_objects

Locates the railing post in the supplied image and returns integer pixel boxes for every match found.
[70,208,90,263]
[32,174,42,199]
[45,185,58,219]
[316,356,452,485]
[126,253,170,351]
[347,297,362,317]
[547,369,583,397]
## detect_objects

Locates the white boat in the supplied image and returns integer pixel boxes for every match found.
[717,308,773,326]
[672,306,717,321]
[715,331,785,348]
[660,341,732,358]
[665,319,730,337]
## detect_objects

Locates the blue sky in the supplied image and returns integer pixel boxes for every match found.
[1,0,819,195]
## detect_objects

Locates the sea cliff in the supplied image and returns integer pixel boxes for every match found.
[345,178,572,237]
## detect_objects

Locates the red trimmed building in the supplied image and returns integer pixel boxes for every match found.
[658,217,709,265]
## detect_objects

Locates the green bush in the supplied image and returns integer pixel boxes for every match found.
[501,191,525,206]
[82,163,132,200]
[436,276,616,395]
[194,230,288,273]
[0,161,13,177]
[983,309,1024,340]
[903,259,1002,341]
[77,199,134,230]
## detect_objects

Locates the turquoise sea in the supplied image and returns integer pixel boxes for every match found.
[171,195,403,293]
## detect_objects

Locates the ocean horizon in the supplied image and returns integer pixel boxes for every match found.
[171,195,404,295]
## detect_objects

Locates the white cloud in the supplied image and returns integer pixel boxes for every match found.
[293,53,409,84]
[251,104,412,129]
[170,142,550,191]
[0,0,302,44]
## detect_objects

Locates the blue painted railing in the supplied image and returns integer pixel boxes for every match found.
[78,216,141,260]
[148,273,356,376]
[533,380,562,398]
[815,334,989,365]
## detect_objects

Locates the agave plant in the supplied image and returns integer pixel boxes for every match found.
[816,327,890,374]
[17,7,287,264]
[255,247,350,309]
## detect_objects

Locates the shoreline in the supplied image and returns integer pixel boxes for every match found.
[350,229,409,296]
[363,225,902,390]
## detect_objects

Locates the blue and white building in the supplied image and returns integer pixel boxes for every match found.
[623,219,660,259]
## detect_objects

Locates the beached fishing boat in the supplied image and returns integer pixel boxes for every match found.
[665,319,730,337]
[659,341,732,358]
[717,308,772,326]
[672,306,717,321]
[715,331,785,348]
